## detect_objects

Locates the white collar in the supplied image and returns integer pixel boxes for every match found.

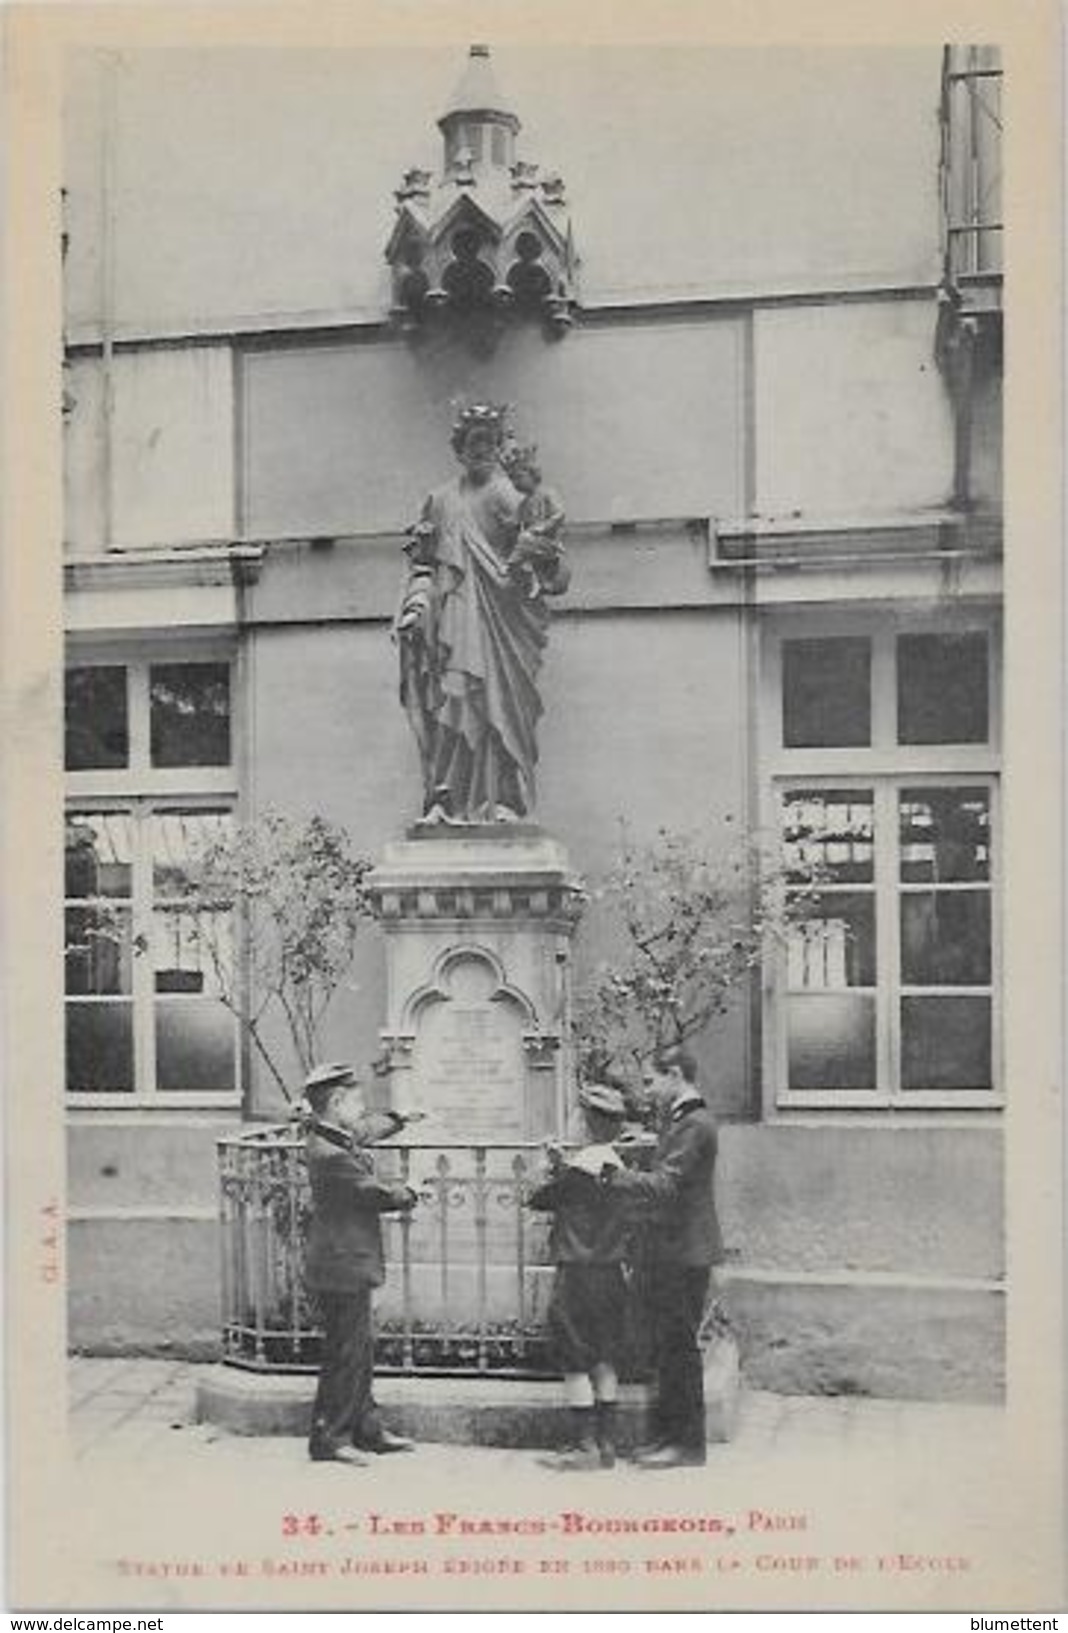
[670,1087,704,1120]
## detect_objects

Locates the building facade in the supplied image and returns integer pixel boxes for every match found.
[63,44,1003,1397]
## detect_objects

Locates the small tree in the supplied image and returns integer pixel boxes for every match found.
[572,821,820,1081]
[179,810,374,1100]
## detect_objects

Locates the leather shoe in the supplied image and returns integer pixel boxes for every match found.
[633,1443,706,1469]
[536,1443,602,1472]
[309,1445,368,1466]
[356,1429,415,1455]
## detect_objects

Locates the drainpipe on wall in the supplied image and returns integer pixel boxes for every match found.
[949,318,978,513]
[99,51,118,552]
[228,542,264,1119]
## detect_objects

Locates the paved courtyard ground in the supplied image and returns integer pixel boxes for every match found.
[37,1358,1056,1614]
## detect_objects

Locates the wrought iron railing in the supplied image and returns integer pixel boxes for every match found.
[218,1125,561,1375]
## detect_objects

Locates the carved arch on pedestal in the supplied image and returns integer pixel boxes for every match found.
[399,943,538,1039]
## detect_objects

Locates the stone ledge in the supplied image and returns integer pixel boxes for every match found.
[196,1344,740,1448]
[728,1277,1003,1402]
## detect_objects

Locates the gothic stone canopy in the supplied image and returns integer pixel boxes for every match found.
[385,45,580,338]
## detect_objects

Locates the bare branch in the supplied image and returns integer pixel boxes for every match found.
[573,824,817,1080]
[177,810,374,1096]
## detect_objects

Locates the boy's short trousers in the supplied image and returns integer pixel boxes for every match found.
[547,1262,628,1372]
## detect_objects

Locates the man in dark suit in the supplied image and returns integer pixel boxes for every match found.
[303,1061,419,1465]
[606,1044,724,1468]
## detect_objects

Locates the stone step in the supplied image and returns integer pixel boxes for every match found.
[196,1338,741,1448]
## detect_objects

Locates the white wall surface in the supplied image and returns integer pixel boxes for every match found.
[63,45,943,336]
[242,317,746,536]
[753,299,954,516]
[66,344,234,552]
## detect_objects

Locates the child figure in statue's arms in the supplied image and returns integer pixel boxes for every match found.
[500,443,570,601]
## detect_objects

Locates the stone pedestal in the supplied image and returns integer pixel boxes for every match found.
[367,824,586,1143]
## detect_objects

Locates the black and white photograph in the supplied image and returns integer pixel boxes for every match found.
[2,2,1063,1615]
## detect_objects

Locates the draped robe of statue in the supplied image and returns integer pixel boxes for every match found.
[398,464,554,822]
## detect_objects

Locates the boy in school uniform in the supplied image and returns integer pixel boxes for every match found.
[526,1081,634,1470]
[302,1061,419,1464]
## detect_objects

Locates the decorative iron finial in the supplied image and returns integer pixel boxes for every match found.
[395,167,431,204]
[510,160,539,193]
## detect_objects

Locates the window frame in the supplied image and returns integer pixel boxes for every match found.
[760,609,1001,1114]
[64,647,241,1108]
[65,649,235,799]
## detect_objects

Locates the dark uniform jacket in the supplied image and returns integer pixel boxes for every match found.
[527,1162,633,1264]
[611,1096,724,1267]
[303,1130,413,1293]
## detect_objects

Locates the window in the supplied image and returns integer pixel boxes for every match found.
[65,655,239,1104]
[65,667,129,769]
[764,618,999,1109]
[65,660,233,778]
[782,638,871,747]
[896,633,989,744]
[149,663,231,767]
[941,45,1002,282]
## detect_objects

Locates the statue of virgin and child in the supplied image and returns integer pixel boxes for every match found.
[394,404,569,824]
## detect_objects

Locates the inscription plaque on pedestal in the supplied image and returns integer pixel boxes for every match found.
[409,975,526,1141]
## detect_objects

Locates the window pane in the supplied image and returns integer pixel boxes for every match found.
[900,892,991,985]
[899,787,991,883]
[65,812,133,898]
[150,663,231,767]
[897,633,989,744]
[66,1002,134,1092]
[787,993,876,1090]
[782,789,874,884]
[901,996,992,1090]
[153,908,230,995]
[782,638,871,747]
[65,905,133,995]
[65,667,128,770]
[151,808,233,896]
[155,1000,236,1093]
[787,893,875,987]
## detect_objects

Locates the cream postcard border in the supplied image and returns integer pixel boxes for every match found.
[1,0,1063,1611]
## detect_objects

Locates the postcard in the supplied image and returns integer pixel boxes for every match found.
[2,0,1063,1613]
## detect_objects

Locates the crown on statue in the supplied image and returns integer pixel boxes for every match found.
[449,401,512,453]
